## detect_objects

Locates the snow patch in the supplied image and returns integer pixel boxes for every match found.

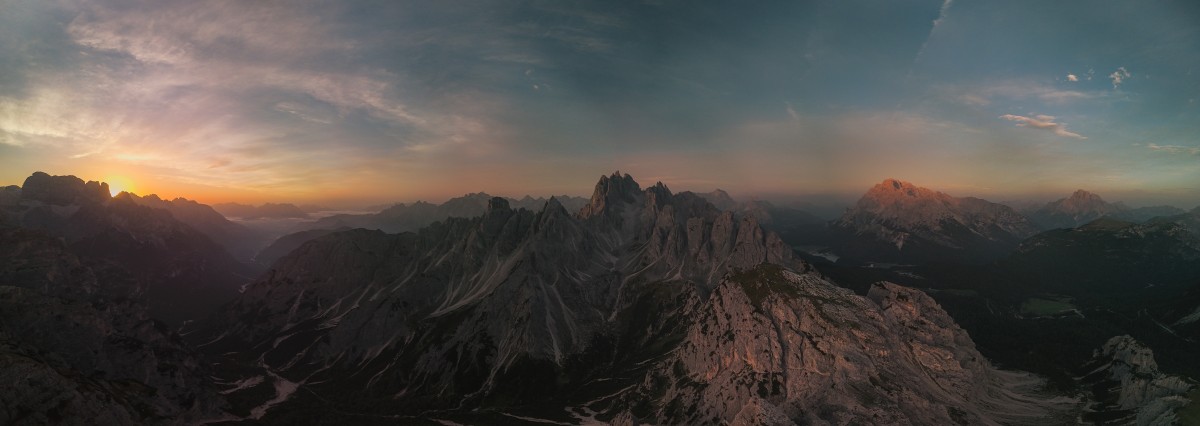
[249,371,302,419]
[1173,305,1200,325]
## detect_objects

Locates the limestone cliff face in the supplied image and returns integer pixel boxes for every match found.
[609,266,1076,425]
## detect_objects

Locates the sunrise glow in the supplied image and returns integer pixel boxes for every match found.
[105,176,133,197]
[1,1,1198,207]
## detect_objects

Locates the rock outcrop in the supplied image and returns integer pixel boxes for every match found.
[608,267,1077,425]
[1080,336,1195,425]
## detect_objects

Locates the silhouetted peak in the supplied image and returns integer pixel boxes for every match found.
[544,196,564,212]
[20,171,111,206]
[579,171,642,219]
[486,196,510,212]
[111,191,136,202]
[647,181,672,197]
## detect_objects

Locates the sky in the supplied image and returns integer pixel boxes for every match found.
[2,0,1199,207]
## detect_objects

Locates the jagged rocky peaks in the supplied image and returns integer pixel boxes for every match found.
[833,178,1039,263]
[20,171,111,206]
[578,170,642,219]
[198,172,808,420]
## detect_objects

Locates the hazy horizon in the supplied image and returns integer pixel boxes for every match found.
[3,1,1199,208]
[5,169,1197,213]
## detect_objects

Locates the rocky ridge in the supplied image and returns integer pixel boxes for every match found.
[607,267,1078,425]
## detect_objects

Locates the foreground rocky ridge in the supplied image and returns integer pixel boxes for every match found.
[607,266,1076,425]
[0,228,227,425]
[1080,336,1196,425]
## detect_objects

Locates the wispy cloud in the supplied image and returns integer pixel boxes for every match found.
[1066,74,1078,82]
[1000,114,1087,139]
[1109,67,1131,89]
[910,0,955,74]
[0,0,507,194]
[1146,143,1200,155]
[944,81,1097,106]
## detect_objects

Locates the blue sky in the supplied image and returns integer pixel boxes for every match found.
[1,0,1198,206]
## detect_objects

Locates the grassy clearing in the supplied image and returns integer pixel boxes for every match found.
[1020,297,1076,316]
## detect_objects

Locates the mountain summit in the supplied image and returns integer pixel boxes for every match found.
[1031,189,1126,229]
[832,178,1038,263]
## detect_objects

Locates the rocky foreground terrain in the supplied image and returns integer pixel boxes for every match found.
[0,228,227,425]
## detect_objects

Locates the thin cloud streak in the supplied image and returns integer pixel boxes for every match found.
[999,114,1087,139]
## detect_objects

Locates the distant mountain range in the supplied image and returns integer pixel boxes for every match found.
[121,192,261,259]
[828,178,1039,264]
[1027,189,1186,229]
[291,192,589,234]
[213,202,310,219]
